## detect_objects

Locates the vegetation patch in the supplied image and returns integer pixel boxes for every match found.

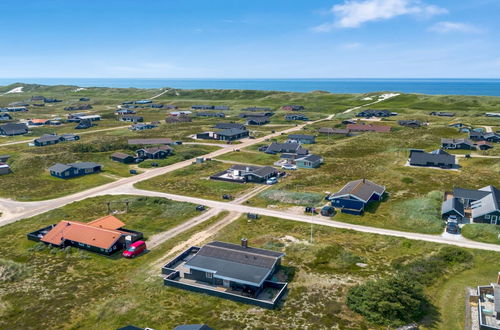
[259,189,325,206]
[308,244,364,273]
[462,224,500,244]
[347,246,473,326]
[390,191,444,234]
[0,258,30,282]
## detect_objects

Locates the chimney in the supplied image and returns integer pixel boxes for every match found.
[246,167,250,172]
[241,238,248,248]
[363,178,365,183]
[497,272,500,285]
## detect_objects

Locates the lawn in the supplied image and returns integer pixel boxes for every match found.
[135,160,256,201]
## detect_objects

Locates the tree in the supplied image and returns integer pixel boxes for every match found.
[346,273,428,326]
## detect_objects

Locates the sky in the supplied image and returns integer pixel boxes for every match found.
[0,0,499,78]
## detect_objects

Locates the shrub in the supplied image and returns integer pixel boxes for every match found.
[346,273,428,326]
[0,258,31,282]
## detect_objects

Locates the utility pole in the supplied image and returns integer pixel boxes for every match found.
[310,221,313,244]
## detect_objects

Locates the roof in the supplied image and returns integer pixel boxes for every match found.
[138,145,172,154]
[319,127,350,134]
[441,138,474,146]
[174,325,213,330]
[441,198,465,217]
[41,220,123,249]
[214,123,246,130]
[471,186,500,218]
[0,162,9,169]
[332,179,386,203]
[87,215,125,230]
[48,163,73,173]
[217,128,248,137]
[246,117,269,123]
[409,149,456,166]
[69,162,101,170]
[184,241,284,287]
[112,152,134,160]
[297,154,322,162]
[453,187,491,201]
[288,134,315,140]
[266,142,300,153]
[35,134,61,143]
[346,123,391,132]
[0,123,28,134]
[128,138,173,145]
[29,119,49,124]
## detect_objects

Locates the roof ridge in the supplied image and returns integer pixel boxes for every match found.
[207,244,278,260]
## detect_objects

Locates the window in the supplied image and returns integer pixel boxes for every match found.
[206,272,213,279]
[485,215,490,219]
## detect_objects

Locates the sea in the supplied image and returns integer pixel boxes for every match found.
[1,78,499,97]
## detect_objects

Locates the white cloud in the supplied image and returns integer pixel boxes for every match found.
[429,21,482,34]
[341,42,363,49]
[314,0,447,31]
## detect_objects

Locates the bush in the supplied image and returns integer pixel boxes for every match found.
[0,258,31,282]
[346,273,428,326]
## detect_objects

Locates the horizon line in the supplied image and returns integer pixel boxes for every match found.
[1,77,500,80]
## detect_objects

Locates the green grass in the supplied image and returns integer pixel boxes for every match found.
[462,224,500,244]
[135,160,256,201]
[215,150,279,165]
[256,189,326,207]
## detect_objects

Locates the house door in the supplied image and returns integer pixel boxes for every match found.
[223,280,230,288]
[492,215,498,225]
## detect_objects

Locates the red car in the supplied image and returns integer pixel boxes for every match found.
[122,240,147,258]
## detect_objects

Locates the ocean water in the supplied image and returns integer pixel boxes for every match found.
[1,78,499,97]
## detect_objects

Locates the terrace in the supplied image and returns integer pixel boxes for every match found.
[161,246,288,309]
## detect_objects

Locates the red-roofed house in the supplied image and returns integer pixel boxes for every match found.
[27,215,143,255]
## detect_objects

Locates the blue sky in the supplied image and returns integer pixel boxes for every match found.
[0,0,499,78]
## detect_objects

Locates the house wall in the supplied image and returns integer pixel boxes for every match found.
[331,197,365,213]
[473,211,500,225]
[0,166,10,175]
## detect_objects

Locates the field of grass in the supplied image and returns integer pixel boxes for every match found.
[135,160,256,201]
